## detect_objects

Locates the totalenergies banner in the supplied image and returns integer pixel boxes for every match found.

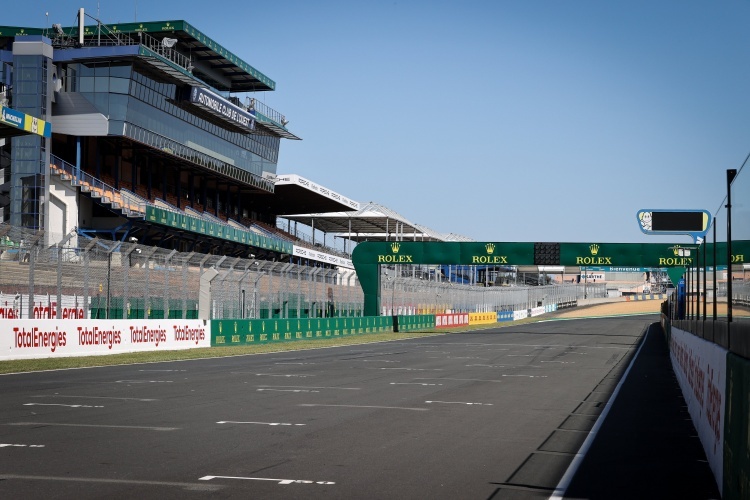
[1,319,209,360]
[469,312,497,325]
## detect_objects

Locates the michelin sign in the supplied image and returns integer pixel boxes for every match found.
[0,105,51,138]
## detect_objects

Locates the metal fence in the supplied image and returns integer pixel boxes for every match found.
[1,223,610,321]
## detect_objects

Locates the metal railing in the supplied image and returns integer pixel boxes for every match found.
[50,155,147,216]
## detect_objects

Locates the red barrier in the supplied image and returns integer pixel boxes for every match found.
[435,313,470,328]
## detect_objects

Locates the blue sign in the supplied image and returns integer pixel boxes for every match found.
[189,87,255,130]
[0,106,25,129]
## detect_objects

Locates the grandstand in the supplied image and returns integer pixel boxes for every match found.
[0,13,364,268]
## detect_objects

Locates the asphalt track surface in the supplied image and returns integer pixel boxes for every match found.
[0,315,719,499]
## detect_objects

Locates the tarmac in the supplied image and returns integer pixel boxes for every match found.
[560,323,721,499]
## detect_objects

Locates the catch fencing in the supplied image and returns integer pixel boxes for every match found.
[0,223,605,321]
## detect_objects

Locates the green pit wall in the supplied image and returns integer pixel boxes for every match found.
[211,315,436,346]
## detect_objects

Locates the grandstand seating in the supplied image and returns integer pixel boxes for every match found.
[50,157,352,262]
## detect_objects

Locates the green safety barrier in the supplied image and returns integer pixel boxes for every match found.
[394,314,436,332]
[211,315,440,346]
[723,352,750,499]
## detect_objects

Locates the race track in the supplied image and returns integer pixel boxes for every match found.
[0,315,656,499]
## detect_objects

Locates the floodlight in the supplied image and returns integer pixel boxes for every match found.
[280,116,289,126]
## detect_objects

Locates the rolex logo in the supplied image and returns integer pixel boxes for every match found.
[486,243,495,255]
[391,242,400,253]
[673,245,681,256]
[590,244,600,256]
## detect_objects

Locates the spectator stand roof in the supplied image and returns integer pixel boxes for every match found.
[283,201,473,243]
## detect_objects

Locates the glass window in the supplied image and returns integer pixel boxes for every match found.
[93,93,108,114]
[110,77,130,94]
[13,94,38,109]
[94,76,109,93]
[79,76,94,92]
[78,64,94,77]
[110,64,131,78]
[94,65,109,77]
[109,94,128,120]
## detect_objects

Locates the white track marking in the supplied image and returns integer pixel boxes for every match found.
[364,367,443,371]
[138,369,186,372]
[216,421,305,426]
[299,404,427,411]
[199,475,334,485]
[466,364,536,368]
[425,400,493,406]
[30,395,157,402]
[24,403,103,408]
[390,382,443,386]
[114,380,173,383]
[254,373,314,378]
[0,475,220,491]
[415,377,503,383]
[0,444,45,448]
[256,385,360,390]
[5,422,177,431]
[257,388,320,393]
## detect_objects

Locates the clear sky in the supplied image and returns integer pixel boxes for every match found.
[6,1,749,243]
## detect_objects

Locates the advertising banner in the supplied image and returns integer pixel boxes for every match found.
[1,319,209,360]
[669,327,726,493]
[513,310,528,321]
[435,313,470,328]
[469,312,497,325]
[530,306,545,317]
[0,293,87,320]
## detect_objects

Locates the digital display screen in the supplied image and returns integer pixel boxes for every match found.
[651,211,704,231]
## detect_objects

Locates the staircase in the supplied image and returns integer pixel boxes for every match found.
[49,156,146,218]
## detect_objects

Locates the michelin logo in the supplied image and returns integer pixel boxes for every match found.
[2,108,23,127]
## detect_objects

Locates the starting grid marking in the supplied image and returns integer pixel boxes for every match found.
[390,382,443,386]
[217,421,305,426]
[0,444,45,448]
[24,403,103,408]
[257,388,320,393]
[30,395,157,402]
[425,401,493,406]
[115,380,173,384]
[199,475,334,485]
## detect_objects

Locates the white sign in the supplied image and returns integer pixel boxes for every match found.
[292,245,353,269]
[581,273,605,281]
[1,319,210,360]
[669,326,726,493]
